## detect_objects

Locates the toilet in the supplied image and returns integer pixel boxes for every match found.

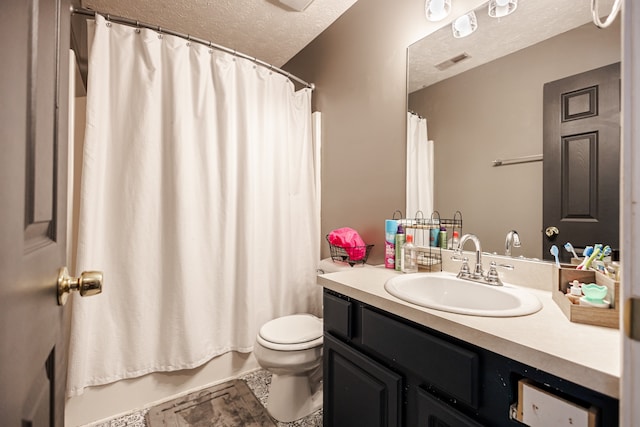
[253,313,323,422]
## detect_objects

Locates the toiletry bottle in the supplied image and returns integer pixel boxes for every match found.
[395,225,405,271]
[385,220,398,269]
[448,231,460,250]
[439,227,448,249]
[401,235,418,273]
[429,227,439,247]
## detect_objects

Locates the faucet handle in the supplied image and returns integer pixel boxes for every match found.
[456,257,471,279]
[491,261,515,271]
[450,252,465,262]
[485,262,503,285]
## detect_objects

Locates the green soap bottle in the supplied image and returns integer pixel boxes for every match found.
[439,227,448,249]
[395,225,405,271]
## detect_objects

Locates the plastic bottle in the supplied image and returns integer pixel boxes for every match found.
[448,231,460,250]
[429,227,439,247]
[395,224,406,271]
[385,220,398,269]
[439,227,448,249]
[401,235,418,273]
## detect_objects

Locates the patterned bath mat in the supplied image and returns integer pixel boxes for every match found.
[146,379,276,427]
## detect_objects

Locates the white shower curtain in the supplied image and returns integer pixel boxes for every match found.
[406,112,434,219]
[67,15,320,396]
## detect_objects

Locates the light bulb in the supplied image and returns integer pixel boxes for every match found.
[488,0,518,18]
[452,11,477,38]
[454,15,471,33]
[430,0,445,14]
[425,0,451,22]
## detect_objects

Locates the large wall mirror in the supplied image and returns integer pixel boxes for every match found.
[407,0,620,260]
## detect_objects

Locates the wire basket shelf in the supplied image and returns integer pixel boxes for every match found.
[326,235,374,267]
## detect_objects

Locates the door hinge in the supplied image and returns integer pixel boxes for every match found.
[624,297,640,341]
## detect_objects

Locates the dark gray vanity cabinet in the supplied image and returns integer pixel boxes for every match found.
[323,289,619,427]
[324,334,402,427]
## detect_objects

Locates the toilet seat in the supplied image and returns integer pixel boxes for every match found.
[257,314,323,351]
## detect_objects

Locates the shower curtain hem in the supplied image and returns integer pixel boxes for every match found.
[66,345,255,398]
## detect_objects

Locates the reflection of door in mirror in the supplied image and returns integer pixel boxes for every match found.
[542,62,620,263]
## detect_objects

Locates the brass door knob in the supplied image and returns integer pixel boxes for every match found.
[545,226,560,238]
[57,267,103,305]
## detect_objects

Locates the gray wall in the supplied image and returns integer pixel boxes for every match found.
[284,0,485,264]
[408,20,620,257]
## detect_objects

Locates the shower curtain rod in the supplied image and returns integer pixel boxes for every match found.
[71,6,315,90]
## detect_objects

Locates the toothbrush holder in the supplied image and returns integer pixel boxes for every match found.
[551,267,619,329]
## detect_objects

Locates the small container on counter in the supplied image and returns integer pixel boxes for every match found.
[401,234,418,273]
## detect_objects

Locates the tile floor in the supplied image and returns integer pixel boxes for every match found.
[84,369,322,427]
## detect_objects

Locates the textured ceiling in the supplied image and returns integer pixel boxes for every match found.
[409,0,618,93]
[80,0,358,67]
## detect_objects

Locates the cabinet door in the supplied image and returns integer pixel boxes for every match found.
[324,334,402,427]
[417,387,485,427]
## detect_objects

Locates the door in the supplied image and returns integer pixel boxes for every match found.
[542,62,620,263]
[622,1,640,426]
[324,334,402,427]
[0,0,70,424]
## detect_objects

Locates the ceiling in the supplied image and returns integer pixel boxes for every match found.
[408,0,618,93]
[79,0,358,68]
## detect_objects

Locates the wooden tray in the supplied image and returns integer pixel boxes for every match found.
[551,267,619,329]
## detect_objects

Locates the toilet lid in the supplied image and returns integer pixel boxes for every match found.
[259,314,323,345]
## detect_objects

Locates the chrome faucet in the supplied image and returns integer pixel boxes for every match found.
[455,233,484,280]
[453,233,513,286]
[504,230,521,256]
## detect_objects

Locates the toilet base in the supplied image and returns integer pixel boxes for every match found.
[266,371,323,422]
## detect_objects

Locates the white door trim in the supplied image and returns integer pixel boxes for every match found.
[621,0,639,425]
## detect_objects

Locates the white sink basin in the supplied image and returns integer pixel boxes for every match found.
[384,272,542,317]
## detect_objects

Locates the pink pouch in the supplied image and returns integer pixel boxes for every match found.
[328,227,367,260]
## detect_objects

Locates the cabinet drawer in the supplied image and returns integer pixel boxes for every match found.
[417,387,485,427]
[361,307,479,408]
[323,292,353,339]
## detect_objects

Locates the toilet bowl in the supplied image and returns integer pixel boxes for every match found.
[253,313,323,422]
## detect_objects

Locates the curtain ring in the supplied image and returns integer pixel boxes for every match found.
[591,0,622,29]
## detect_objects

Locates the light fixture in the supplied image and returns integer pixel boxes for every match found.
[452,11,477,38]
[488,0,517,18]
[278,0,315,12]
[425,0,451,22]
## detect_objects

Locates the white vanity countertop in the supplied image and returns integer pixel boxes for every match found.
[317,265,620,399]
